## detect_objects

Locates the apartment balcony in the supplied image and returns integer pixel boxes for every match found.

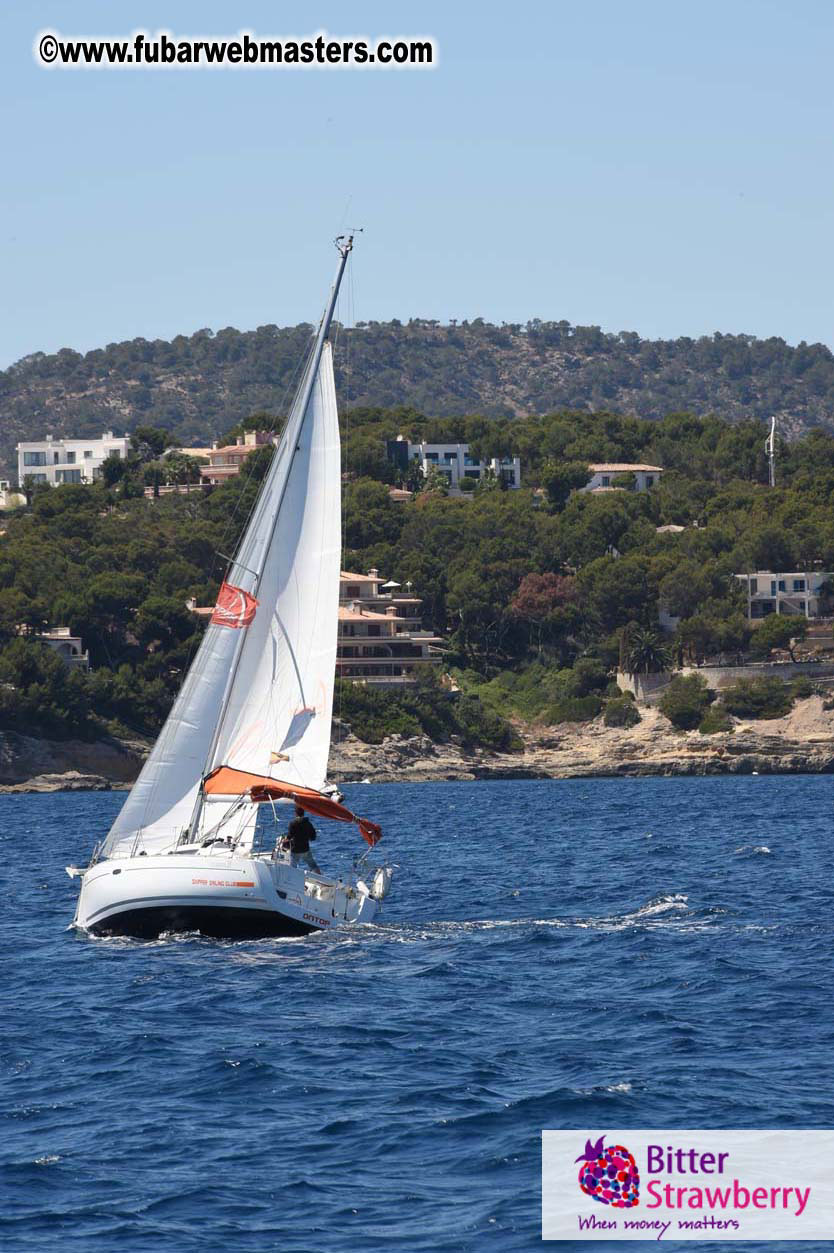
[748,594,821,620]
[199,463,243,481]
[337,671,423,688]
[338,642,440,659]
[144,482,209,498]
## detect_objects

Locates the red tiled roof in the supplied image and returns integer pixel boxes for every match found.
[338,607,392,622]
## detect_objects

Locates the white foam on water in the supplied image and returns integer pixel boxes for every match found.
[572,1080,635,1096]
[576,893,692,931]
[631,893,689,917]
[346,894,705,945]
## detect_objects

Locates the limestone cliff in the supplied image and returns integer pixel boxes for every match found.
[328,697,834,783]
[2,697,833,792]
[0,730,147,793]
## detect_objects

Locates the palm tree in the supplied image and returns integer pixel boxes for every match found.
[624,626,672,676]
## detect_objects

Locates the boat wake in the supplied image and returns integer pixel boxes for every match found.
[585,891,694,928]
[328,892,725,945]
[75,892,726,951]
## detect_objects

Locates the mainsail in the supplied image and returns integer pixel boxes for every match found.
[103,243,349,856]
[209,340,341,789]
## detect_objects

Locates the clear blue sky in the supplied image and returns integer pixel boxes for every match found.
[3,0,834,368]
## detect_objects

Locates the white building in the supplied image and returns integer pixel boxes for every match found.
[17,430,130,487]
[735,570,833,620]
[38,626,90,671]
[386,437,521,491]
[15,624,90,670]
[580,463,663,493]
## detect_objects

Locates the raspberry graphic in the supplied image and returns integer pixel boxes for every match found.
[576,1135,640,1207]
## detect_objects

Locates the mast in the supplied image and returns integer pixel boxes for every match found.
[186,236,354,839]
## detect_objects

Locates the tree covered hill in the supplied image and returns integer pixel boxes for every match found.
[3,317,834,475]
[4,409,834,748]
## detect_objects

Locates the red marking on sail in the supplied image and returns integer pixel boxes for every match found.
[211,582,258,629]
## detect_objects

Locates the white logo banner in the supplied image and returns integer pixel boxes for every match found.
[543,1130,834,1241]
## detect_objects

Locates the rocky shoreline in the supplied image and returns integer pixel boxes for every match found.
[0,730,145,794]
[328,698,834,783]
[2,698,833,793]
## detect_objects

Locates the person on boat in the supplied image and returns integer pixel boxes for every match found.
[286,805,321,873]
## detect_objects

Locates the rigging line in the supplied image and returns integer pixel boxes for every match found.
[333,277,343,747]
[336,195,353,234]
[216,552,259,580]
[202,794,247,840]
[337,256,356,746]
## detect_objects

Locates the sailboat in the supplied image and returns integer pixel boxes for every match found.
[70,236,393,939]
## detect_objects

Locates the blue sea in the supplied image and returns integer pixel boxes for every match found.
[1,776,833,1252]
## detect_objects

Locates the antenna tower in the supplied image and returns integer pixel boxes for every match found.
[765,416,776,488]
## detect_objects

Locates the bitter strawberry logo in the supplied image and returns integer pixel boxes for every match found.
[576,1135,640,1207]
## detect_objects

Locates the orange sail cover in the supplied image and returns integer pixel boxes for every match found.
[202,765,383,846]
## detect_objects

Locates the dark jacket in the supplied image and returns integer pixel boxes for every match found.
[287,815,316,853]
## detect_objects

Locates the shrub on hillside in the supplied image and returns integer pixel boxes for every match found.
[564,657,609,697]
[455,694,523,750]
[455,662,575,722]
[698,706,733,735]
[333,678,520,750]
[455,660,610,730]
[545,695,603,724]
[720,677,793,719]
[604,697,641,728]
[658,674,712,730]
[334,682,422,744]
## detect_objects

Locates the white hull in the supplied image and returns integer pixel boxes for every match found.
[73,849,384,939]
